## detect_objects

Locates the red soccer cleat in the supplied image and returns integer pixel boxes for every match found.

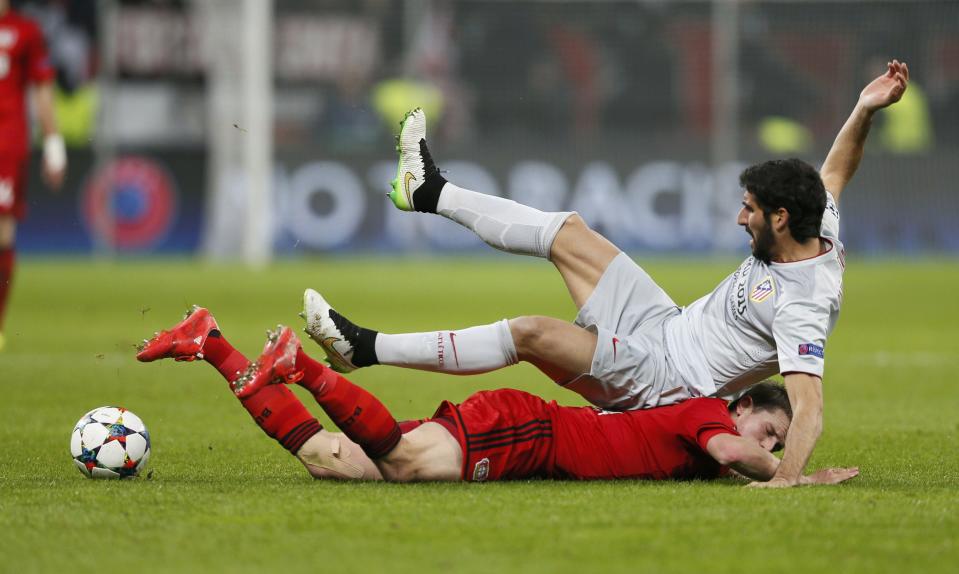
[136,306,219,362]
[232,326,304,399]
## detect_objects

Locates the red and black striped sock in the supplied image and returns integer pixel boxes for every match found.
[0,247,15,332]
[203,332,321,454]
[295,348,401,459]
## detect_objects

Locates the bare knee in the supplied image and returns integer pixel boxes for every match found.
[377,460,415,483]
[509,316,554,360]
[551,214,591,256]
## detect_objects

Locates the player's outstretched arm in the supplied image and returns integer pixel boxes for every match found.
[820,59,908,201]
[706,433,780,481]
[748,373,823,488]
[34,82,66,190]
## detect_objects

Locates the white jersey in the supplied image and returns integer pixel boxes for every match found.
[664,191,845,398]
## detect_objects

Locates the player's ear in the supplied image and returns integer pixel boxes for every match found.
[736,395,753,416]
[773,208,790,233]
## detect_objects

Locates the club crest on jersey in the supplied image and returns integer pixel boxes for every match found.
[750,277,775,303]
[472,457,490,482]
[799,343,825,359]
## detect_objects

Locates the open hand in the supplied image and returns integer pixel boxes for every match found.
[745,476,798,489]
[800,467,860,485]
[859,60,908,113]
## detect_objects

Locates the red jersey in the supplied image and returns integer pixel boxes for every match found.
[434,390,737,482]
[0,10,54,159]
[550,397,736,481]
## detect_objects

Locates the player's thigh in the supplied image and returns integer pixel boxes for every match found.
[509,316,597,375]
[549,214,621,309]
[378,423,462,482]
[296,431,383,480]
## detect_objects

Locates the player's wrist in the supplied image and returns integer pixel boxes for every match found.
[771,472,800,486]
[43,133,66,172]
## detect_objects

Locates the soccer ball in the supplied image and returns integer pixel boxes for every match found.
[70,406,151,479]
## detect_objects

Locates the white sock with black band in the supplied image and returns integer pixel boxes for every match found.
[436,183,572,259]
[374,319,518,374]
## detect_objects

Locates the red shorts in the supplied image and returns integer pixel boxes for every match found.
[430,389,557,482]
[0,155,28,220]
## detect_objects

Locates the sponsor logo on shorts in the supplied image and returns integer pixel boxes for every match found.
[472,457,490,482]
[798,343,825,359]
[750,276,775,303]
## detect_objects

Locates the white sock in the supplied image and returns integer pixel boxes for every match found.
[374,319,518,374]
[437,183,572,259]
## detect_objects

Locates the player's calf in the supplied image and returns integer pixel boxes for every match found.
[388,107,572,259]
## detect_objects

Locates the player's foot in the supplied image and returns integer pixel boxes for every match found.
[388,107,445,213]
[301,288,378,373]
[232,326,304,399]
[136,306,218,362]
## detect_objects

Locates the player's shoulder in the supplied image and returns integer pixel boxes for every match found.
[0,10,41,35]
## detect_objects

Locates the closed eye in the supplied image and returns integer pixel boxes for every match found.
[767,424,784,452]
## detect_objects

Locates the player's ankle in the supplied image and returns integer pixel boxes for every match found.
[328,310,379,367]
[412,173,447,214]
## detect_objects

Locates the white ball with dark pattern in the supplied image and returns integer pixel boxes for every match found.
[71,406,151,479]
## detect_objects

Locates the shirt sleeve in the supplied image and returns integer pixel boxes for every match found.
[820,190,840,240]
[25,21,55,84]
[773,299,829,377]
[682,399,740,452]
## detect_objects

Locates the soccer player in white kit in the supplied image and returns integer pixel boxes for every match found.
[304,60,910,487]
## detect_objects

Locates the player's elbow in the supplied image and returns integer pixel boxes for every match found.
[707,435,744,467]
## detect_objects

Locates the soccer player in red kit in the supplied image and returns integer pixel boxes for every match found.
[136,308,858,486]
[0,0,66,350]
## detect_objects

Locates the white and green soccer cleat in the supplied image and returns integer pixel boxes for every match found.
[301,288,365,373]
[388,107,441,212]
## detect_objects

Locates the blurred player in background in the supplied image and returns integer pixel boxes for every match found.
[304,60,909,488]
[135,307,857,486]
[0,0,66,351]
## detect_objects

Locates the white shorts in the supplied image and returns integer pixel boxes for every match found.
[563,253,691,411]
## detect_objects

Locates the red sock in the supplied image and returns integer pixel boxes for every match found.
[0,247,15,331]
[203,331,322,454]
[295,348,401,458]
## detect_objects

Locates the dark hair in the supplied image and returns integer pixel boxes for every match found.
[728,381,793,420]
[739,159,826,242]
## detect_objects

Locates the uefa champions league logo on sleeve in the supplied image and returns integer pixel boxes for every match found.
[799,344,825,359]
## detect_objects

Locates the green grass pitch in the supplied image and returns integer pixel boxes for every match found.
[1,256,957,573]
